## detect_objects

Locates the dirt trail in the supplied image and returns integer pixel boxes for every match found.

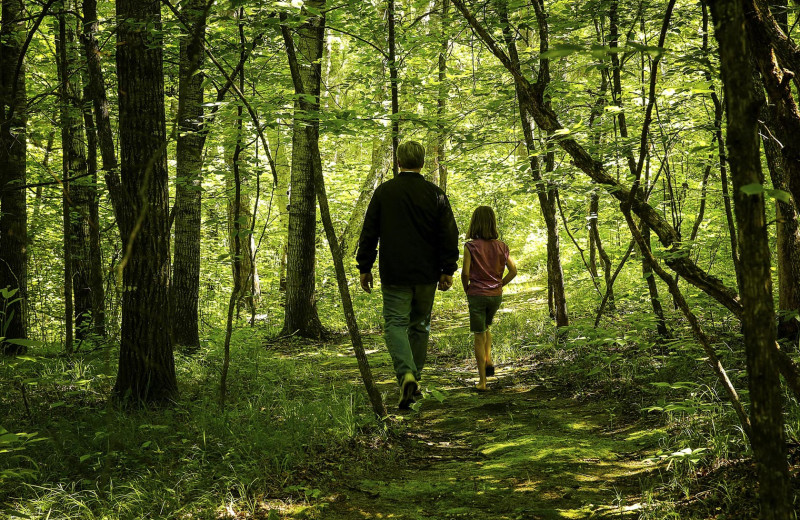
[315,354,663,520]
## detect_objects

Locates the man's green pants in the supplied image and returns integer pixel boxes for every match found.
[381,284,437,386]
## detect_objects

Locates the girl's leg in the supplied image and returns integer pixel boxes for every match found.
[485,328,493,368]
[474,332,487,389]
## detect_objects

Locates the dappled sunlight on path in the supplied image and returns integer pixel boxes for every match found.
[309,343,663,519]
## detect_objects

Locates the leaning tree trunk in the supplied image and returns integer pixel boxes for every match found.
[171,0,207,350]
[710,1,793,518]
[280,0,326,339]
[499,0,568,328]
[113,0,177,403]
[0,0,28,353]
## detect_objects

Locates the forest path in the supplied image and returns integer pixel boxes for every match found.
[288,291,665,520]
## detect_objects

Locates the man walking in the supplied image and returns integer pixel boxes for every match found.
[356,141,459,409]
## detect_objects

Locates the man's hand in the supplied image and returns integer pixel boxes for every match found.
[438,274,453,291]
[360,272,374,294]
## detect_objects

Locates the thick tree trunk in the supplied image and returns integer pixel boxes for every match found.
[171,0,207,350]
[761,102,800,348]
[281,0,326,339]
[113,0,177,403]
[745,0,800,347]
[710,1,793,517]
[0,0,28,353]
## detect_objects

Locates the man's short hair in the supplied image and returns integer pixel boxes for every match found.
[397,141,425,170]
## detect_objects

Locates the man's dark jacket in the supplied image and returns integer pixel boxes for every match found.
[356,171,459,285]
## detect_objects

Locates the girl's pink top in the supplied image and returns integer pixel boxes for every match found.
[466,239,509,296]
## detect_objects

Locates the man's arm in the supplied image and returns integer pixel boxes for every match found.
[356,188,381,292]
[437,192,460,277]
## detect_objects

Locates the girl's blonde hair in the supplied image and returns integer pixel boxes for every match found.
[467,206,499,240]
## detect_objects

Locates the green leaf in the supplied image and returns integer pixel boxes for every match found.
[540,44,584,59]
[766,189,792,204]
[740,183,764,196]
[5,339,43,348]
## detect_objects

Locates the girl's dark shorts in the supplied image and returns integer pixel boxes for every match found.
[467,295,503,333]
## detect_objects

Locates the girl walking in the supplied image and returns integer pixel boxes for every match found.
[461,206,517,391]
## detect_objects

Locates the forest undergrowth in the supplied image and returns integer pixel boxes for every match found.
[2,280,800,519]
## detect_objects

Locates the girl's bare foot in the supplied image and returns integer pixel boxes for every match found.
[475,381,488,391]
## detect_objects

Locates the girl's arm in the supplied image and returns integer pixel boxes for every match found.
[461,246,471,293]
[502,255,517,287]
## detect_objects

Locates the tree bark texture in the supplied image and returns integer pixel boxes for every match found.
[113,0,177,403]
[745,0,800,346]
[171,0,207,350]
[710,1,793,517]
[281,0,326,339]
[56,4,96,340]
[81,0,121,222]
[0,0,28,352]
[761,102,800,347]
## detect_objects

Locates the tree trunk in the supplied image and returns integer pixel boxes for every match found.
[760,95,800,348]
[388,0,399,176]
[56,3,95,341]
[499,0,568,328]
[0,0,28,353]
[81,0,121,221]
[710,1,793,517]
[227,174,261,317]
[282,15,387,418]
[171,0,207,350]
[745,0,800,347]
[82,82,106,338]
[589,191,615,310]
[280,0,326,339]
[113,0,177,403]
